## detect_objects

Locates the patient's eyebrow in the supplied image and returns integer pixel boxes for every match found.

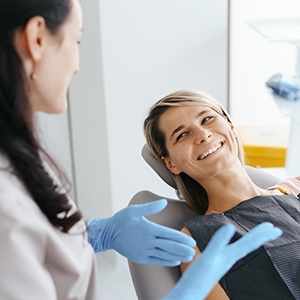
[170,125,185,141]
[169,109,210,141]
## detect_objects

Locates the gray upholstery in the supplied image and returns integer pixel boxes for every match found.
[128,144,282,300]
[141,144,281,190]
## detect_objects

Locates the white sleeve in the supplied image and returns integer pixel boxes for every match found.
[0,199,57,300]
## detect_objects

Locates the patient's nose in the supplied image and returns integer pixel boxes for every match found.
[194,127,212,144]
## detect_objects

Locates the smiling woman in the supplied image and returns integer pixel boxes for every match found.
[0,1,284,299]
[144,89,300,299]
[159,106,238,179]
[144,89,245,214]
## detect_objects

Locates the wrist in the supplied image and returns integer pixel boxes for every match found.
[87,217,112,253]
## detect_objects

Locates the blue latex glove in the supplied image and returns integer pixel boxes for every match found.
[163,222,282,300]
[87,199,196,266]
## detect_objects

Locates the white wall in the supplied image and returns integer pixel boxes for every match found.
[230,0,300,127]
[35,111,76,199]
[68,0,229,219]
[68,0,113,219]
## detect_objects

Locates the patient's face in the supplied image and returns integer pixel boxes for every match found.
[159,105,238,182]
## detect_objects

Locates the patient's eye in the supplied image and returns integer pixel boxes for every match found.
[176,132,189,142]
[201,116,213,125]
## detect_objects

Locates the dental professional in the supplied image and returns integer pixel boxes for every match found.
[0,0,282,299]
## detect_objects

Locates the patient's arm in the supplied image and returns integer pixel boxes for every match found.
[180,227,229,300]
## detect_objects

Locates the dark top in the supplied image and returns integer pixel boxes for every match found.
[184,194,300,299]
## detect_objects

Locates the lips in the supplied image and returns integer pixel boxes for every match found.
[197,142,224,160]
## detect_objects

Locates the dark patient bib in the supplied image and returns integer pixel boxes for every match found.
[184,194,300,299]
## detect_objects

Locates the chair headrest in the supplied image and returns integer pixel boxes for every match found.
[141,144,177,189]
[142,144,281,190]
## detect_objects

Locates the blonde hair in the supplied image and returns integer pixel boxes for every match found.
[144,89,245,214]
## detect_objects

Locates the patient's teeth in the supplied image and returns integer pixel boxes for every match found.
[199,143,222,160]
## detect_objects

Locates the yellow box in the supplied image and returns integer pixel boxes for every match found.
[237,126,289,168]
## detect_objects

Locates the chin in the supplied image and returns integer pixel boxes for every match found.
[43,98,68,115]
[55,103,68,115]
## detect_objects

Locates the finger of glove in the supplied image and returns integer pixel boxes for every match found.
[202,224,235,255]
[144,257,181,267]
[167,224,280,300]
[229,222,282,258]
[142,218,196,247]
[185,225,236,284]
[146,239,195,262]
[130,199,168,218]
[167,253,215,298]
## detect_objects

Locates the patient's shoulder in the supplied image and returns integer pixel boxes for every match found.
[275,177,300,196]
[181,226,192,236]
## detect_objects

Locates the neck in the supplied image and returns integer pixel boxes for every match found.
[202,165,268,215]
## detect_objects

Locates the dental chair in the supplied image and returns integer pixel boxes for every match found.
[128,144,282,300]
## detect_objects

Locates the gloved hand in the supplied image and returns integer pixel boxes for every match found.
[87,199,196,266]
[163,222,282,300]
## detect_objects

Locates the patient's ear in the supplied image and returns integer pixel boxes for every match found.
[161,156,181,175]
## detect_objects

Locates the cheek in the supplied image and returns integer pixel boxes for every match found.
[68,43,80,71]
[58,39,77,68]
[168,146,191,167]
[230,125,238,140]
[69,45,79,69]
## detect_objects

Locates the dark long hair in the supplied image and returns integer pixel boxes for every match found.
[0,0,83,232]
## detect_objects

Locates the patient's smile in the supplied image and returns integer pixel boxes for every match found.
[197,142,224,160]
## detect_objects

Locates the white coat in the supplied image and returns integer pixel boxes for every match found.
[0,154,100,300]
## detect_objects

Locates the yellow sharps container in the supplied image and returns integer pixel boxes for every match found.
[237,126,289,168]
